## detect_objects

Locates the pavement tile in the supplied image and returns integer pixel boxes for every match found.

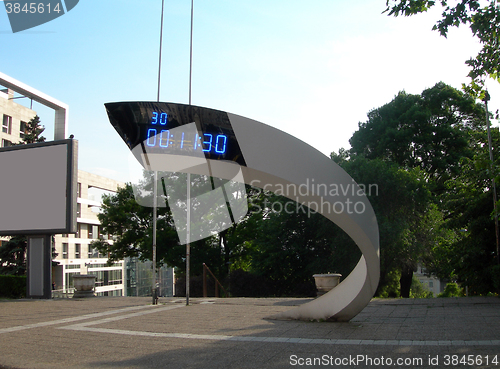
[0,296,499,368]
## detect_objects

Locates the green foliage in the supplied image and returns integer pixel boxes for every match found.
[376,269,401,298]
[338,156,437,297]
[0,275,26,298]
[244,193,359,296]
[343,82,498,296]
[0,236,27,276]
[438,282,464,297]
[410,276,434,298]
[384,1,500,93]
[16,115,45,144]
[439,126,500,294]
[350,82,485,189]
[227,269,277,297]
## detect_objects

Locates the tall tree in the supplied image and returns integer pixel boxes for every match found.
[335,155,436,298]
[437,126,500,293]
[384,0,500,96]
[0,236,27,275]
[18,115,45,144]
[350,82,485,191]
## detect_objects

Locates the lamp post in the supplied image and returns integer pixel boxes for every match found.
[483,91,500,265]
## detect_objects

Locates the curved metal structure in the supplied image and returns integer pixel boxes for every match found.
[106,102,379,321]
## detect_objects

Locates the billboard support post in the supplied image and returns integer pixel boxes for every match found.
[27,235,52,299]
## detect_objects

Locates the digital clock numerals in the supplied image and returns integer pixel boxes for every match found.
[146,112,228,155]
[151,112,168,125]
[146,129,228,155]
[194,133,227,153]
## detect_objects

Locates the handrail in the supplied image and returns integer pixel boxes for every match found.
[51,288,75,299]
[202,263,229,297]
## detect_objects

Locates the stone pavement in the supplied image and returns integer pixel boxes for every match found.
[0,296,499,369]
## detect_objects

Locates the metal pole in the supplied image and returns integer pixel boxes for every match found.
[153,171,158,304]
[186,173,191,305]
[484,91,500,265]
[152,0,165,305]
[189,0,194,105]
[186,0,194,306]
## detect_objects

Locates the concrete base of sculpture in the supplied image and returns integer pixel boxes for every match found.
[269,258,376,322]
[313,273,341,296]
[72,275,96,298]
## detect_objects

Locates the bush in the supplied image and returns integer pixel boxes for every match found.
[490,265,500,292]
[0,275,26,298]
[228,269,277,297]
[410,276,434,298]
[438,282,464,297]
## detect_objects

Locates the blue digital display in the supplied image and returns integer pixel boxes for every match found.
[105,101,247,166]
[145,112,228,155]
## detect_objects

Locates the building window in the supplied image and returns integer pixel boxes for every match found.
[429,281,434,288]
[63,243,68,259]
[76,203,81,217]
[75,244,81,259]
[19,121,27,138]
[88,224,99,239]
[1,139,12,147]
[88,245,99,258]
[2,115,12,134]
[76,223,83,238]
[77,182,82,198]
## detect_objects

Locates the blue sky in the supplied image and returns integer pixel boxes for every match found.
[1,0,499,182]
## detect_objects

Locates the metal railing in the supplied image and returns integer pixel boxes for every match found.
[51,288,75,299]
[202,263,229,298]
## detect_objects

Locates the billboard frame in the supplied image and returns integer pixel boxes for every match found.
[0,139,78,236]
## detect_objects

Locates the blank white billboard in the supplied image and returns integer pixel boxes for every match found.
[0,139,77,235]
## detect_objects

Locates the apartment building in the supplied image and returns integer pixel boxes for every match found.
[52,170,127,296]
[0,87,36,147]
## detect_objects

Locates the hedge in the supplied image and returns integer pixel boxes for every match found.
[0,275,26,298]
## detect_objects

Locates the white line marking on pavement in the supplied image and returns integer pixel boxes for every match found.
[0,304,164,334]
[57,325,500,347]
[60,304,183,330]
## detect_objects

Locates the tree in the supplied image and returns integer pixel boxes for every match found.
[350,82,485,193]
[335,155,436,298]
[348,82,500,295]
[384,0,500,96]
[0,236,27,275]
[244,192,361,296]
[90,172,251,280]
[436,126,500,293]
[18,115,45,144]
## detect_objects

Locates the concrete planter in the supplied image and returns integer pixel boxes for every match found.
[72,275,96,298]
[313,273,342,296]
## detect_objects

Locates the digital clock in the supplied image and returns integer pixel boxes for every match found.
[104,101,246,166]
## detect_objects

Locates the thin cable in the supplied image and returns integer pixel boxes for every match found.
[157,0,165,102]
[189,0,194,105]
[153,0,165,305]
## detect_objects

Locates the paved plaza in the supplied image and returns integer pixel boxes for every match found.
[0,296,499,368]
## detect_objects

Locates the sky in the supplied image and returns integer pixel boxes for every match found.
[1,0,499,183]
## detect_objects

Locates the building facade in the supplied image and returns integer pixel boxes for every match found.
[52,170,126,296]
[0,88,36,147]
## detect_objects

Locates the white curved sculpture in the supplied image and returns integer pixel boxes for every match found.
[106,102,380,322]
